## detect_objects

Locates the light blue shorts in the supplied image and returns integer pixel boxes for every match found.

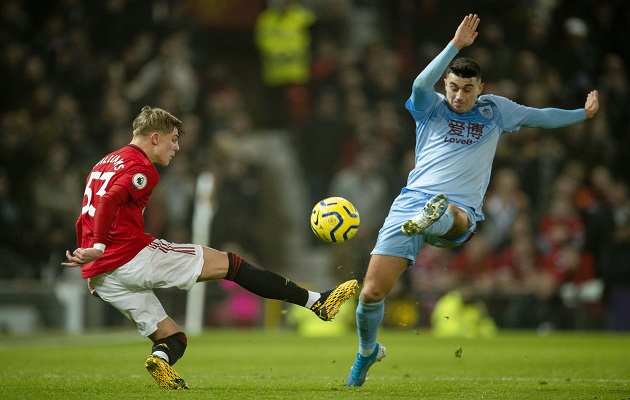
[371,189,477,266]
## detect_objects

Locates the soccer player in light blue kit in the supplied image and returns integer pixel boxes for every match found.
[345,14,599,386]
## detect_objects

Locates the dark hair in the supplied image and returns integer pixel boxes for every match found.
[447,57,482,80]
[132,106,184,137]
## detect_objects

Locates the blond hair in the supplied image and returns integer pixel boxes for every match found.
[132,106,184,137]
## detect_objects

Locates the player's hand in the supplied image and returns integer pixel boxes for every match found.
[62,248,103,267]
[87,278,101,298]
[450,14,480,50]
[584,90,599,119]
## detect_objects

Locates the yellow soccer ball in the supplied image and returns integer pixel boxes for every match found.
[310,197,360,243]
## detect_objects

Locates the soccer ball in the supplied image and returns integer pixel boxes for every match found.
[310,197,360,243]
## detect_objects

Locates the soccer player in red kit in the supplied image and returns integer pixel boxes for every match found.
[63,106,358,389]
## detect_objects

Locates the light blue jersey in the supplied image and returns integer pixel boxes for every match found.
[405,43,586,221]
[372,42,588,262]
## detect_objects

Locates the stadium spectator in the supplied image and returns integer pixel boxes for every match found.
[31,141,83,278]
[598,179,630,331]
[0,109,38,206]
[482,167,529,251]
[31,141,81,220]
[33,92,86,157]
[254,0,316,128]
[125,29,199,115]
[430,286,497,338]
[344,14,599,387]
[327,146,390,282]
[0,168,39,279]
[151,155,196,242]
[541,242,599,329]
[299,89,346,207]
[88,0,152,59]
[536,178,586,256]
[210,243,264,328]
[495,229,556,329]
[597,53,629,143]
[534,171,606,328]
[554,17,599,97]
[517,135,567,219]
[447,235,497,296]
[363,41,406,106]
[210,144,265,260]
[411,245,455,296]
[371,99,411,195]
[582,165,615,275]
[0,41,30,111]
[200,86,246,141]
[309,36,342,90]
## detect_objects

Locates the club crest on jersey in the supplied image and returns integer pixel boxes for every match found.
[132,173,147,190]
[478,105,493,119]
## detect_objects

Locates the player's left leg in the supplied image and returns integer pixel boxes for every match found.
[200,249,357,321]
[90,267,191,390]
[145,319,189,390]
[148,320,187,366]
[402,193,449,236]
[144,355,189,389]
[403,195,471,240]
[442,204,471,239]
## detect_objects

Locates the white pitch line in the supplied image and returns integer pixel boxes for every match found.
[161,374,630,384]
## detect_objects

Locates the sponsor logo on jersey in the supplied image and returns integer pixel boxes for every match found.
[133,173,147,190]
[445,119,485,145]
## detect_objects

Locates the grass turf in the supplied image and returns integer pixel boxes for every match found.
[1,328,629,399]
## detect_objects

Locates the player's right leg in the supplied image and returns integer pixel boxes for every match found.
[346,342,387,387]
[310,279,359,321]
[200,248,357,321]
[346,254,408,386]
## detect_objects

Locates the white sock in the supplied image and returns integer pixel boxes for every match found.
[424,209,454,236]
[153,350,169,363]
[305,291,321,308]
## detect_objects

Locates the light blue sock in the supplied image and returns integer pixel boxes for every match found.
[356,297,385,356]
[424,208,454,236]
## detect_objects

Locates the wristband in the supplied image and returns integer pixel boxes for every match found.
[93,243,106,252]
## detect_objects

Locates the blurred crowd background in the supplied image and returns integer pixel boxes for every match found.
[1,0,629,334]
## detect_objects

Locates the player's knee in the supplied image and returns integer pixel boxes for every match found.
[360,284,387,303]
[152,332,188,366]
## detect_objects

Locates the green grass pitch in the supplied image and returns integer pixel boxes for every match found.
[1,328,629,399]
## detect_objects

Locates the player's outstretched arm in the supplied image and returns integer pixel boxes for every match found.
[584,90,599,119]
[450,14,480,50]
[411,14,480,107]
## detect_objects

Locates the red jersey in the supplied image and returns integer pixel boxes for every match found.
[76,144,158,278]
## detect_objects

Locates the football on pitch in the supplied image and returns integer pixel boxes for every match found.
[310,197,360,243]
